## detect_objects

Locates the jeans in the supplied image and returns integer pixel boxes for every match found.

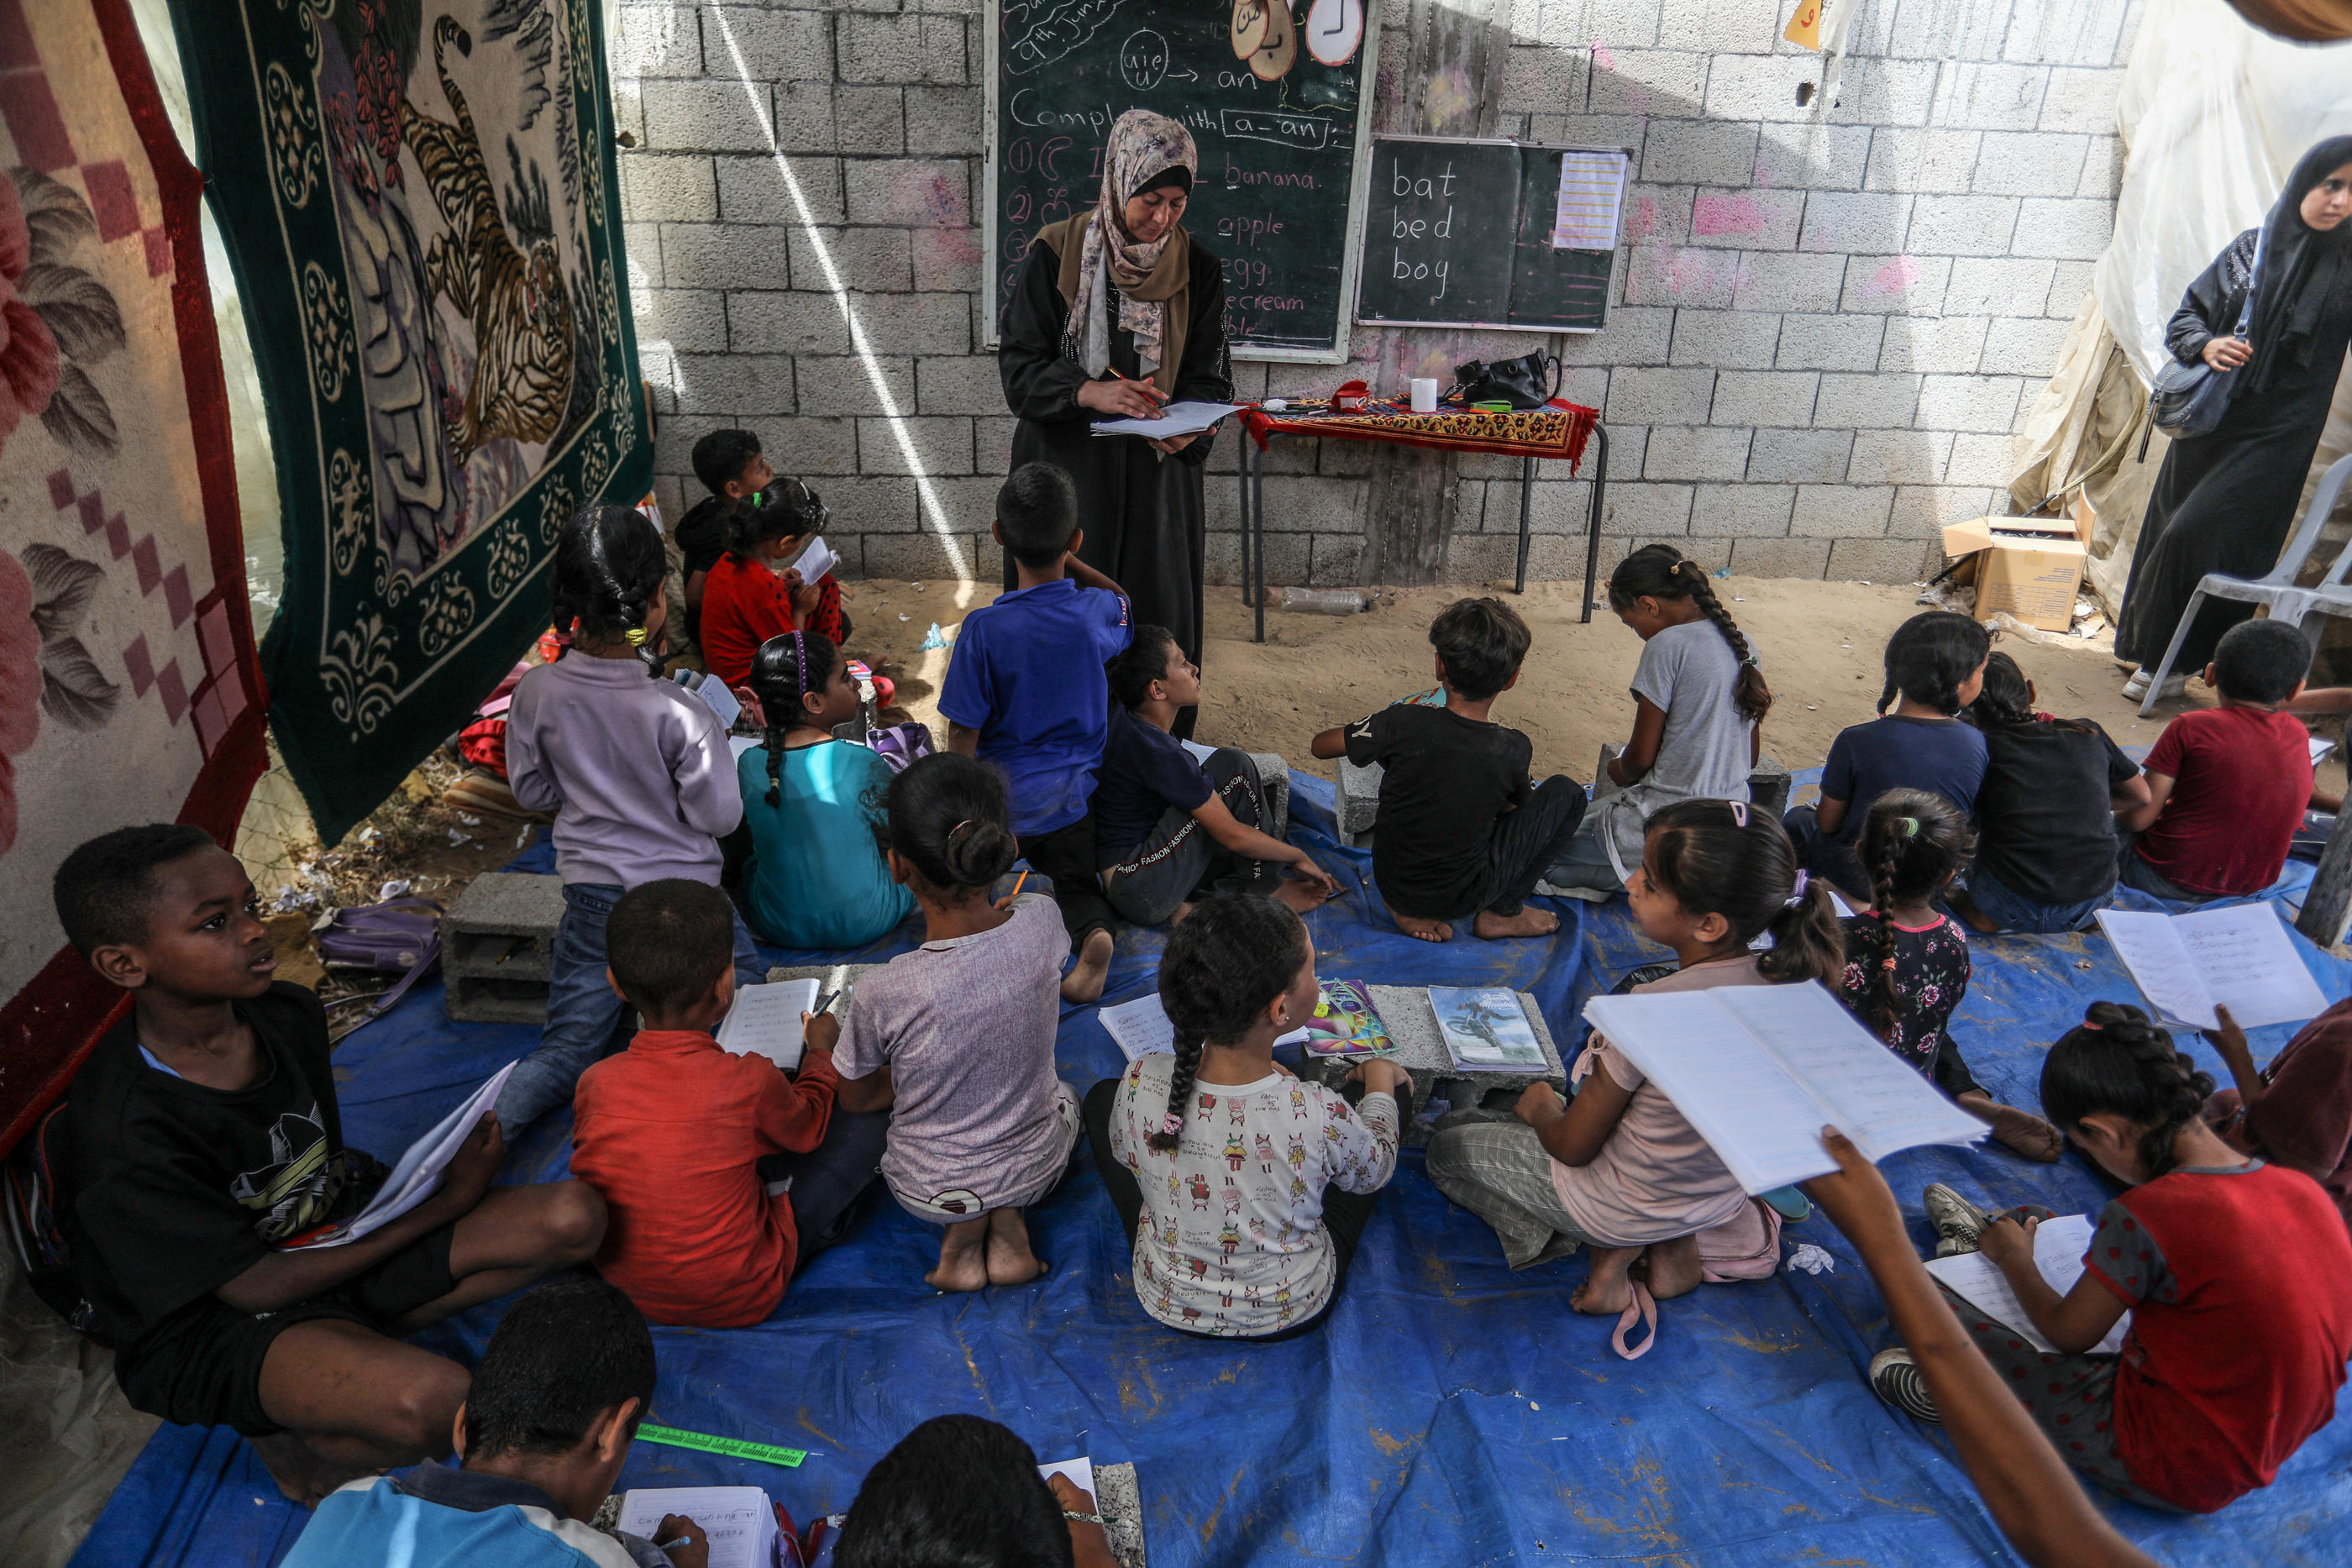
[2113,835,2206,903]
[1963,863,2108,935]
[1021,814,1116,951]
[755,1109,892,1265]
[1541,815,1623,894]
[494,882,767,1135]
[1101,750,1279,926]
[1457,776,1588,920]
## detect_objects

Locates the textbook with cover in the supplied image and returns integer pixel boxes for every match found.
[1303,979,1393,1059]
[1580,981,1987,1193]
[1431,987,1546,1070]
[617,1486,780,1568]
[279,1064,515,1249]
[2093,905,2329,1031]
[715,978,822,1072]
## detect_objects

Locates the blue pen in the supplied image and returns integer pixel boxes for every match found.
[658,1534,694,1554]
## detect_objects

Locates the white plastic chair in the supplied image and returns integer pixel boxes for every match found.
[2139,453,2352,717]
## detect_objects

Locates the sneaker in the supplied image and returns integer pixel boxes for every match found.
[2121,668,2187,702]
[1922,1183,1991,1255]
[1870,1347,1942,1424]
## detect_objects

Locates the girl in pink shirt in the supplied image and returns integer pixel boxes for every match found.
[1428,800,1842,1316]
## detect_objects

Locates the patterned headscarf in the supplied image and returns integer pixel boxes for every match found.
[1067,109,1198,380]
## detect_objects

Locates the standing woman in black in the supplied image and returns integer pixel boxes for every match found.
[999,108,1232,739]
[2117,137,2352,702]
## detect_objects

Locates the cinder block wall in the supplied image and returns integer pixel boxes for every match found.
[612,0,2134,587]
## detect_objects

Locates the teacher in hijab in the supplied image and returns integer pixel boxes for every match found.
[2118,136,2352,703]
[999,108,1232,740]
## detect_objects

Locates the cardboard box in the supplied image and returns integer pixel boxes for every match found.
[1941,517,2088,632]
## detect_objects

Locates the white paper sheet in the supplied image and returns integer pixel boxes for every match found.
[790,535,839,583]
[2312,734,2336,765]
[2095,905,2327,1030]
[1099,993,1308,1062]
[1550,149,1628,250]
[729,734,760,760]
[281,1064,514,1249]
[1924,1214,2130,1356]
[1092,400,1241,439]
[684,671,741,730]
[1039,1456,1095,1497]
[1179,739,1216,768]
[715,979,821,1071]
[617,1486,778,1568]
[1717,984,1986,1163]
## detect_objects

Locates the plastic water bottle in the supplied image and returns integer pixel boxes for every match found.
[1279,587,1369,616]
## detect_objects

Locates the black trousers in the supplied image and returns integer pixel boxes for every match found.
[1022,813,1116,950]
[1464,776,1588,920]
[1081,1078,1373,1343]
[753,1108,891,1264]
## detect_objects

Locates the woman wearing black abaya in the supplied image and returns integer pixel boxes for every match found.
[2117,138,2352,701]
[999,109,1231,740]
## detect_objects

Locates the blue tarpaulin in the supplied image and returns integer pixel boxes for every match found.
[70,773,2352,1567]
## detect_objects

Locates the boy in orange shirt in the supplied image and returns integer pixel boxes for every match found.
[570,880,883,1327]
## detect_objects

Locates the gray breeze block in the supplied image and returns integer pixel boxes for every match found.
[1599,744,1793,821]
[441,872,564,1024]
[1244,751,1289,840]
[764,963,880,1012]
[1336,758,1382,845]
[1092,1460,1148,1568]
[1307,986,1567,1146]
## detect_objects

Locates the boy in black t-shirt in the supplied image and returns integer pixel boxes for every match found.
[50,826,606,1506]
[1310,598,1586,942]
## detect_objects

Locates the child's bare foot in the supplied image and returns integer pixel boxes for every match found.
[1395,913,1452,943]
[984,1207,1048,1287]
[1637,1234,1703,1300]
[1571,1245,1642,1315]
[1273,878,1334,914]
[1060,929,1114,1003]
[251,1432,374,1508]
[1960,1093,2064,1162]
[1947,891,2000,935]
[1473,906,1560,940]
[927,1216,990,1292]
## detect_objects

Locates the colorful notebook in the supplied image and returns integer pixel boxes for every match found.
[1303,979,1393,1058]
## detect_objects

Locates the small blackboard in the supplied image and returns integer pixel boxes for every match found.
[1355,135,1624,333]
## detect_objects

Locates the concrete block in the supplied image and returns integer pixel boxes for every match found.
[1689,187,1806,250]
[1982,314,2074,378]
[854,291,974,355]
[1622,243,1740,310]
[840,13,968,84]
[622,221,663,290]
[1890,484,2001,537]
[2040,66,2124,133]
[1691,481,1796,536]
[1730,250,1848,314]
[1641,119,1760,186]
[1747,427,1855,483]
[620,154,718,223]
[2045,260,2097,317]
[661,223,792,289]
[822,472,922,528]
[1752,123,1874,191]
[1669,310,1782,370]
[441,873,564,1021]
[2010,197,2113,260]
[1703,53,1823,123]
[1799,191,1912,254]
[1879,314,1991,374]
[1835,57,1941,128]
[1663,0,1783,54]
[445,976,554,1025]
[788,226,913,292]
[1944,433,2018,487]
[1931,62,2050,131]
[1791,484,1894,537]
[631,287,728,353]
[707,6,832,81]
[921,475,1000,536]
[716,153,845,224]
[2079,134,2124,198]
[916,354,1005,415]
[1830,536,1941,583]
[1904,194,2021,256]
[1915,374,2024,433]
[1336,987,1563,1136]
[1243,753,1292,839]
[860,529,989,582]
[729,290,849,354]
[1562,305,1671,365]
[1776,312,1884,372]
[1337,758,1382,843]
[651,413,734,482]
[1973,133,2090,198]
[1840,254,1953,316]
[843,160,969,226]
[640,78,774,154]
[761,415,861,475]
[1712,370,1819,428]
[1587,0,1666,47]
[1498,44,1588,114]
[905,86,983,155]
[611,5,705,78]
[1814,372,1922,430]
[1882,0,2008,60]
[1847,429,1953,485]
[858,415,972,475]
[1602,481,1694,536]
[1608,367,1716,426]
[772,81,840,154]
[835,85,907,155]
[1749,754,1793,820]
[669,353,795,417]
[793,354,914,417]
[1205,530,1308,587]
[1591,50,1709,117]
[2004,0,2130,67]
[1642,426,1752,482]
[911,226,985,291]
[1730,536,1831,578]
[1866,128,1982,195]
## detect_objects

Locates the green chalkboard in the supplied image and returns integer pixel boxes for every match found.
[1355,135,1622,333]
[985,0,1380,362]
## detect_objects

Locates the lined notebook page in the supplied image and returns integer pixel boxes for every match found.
[1716,984,1985,1162]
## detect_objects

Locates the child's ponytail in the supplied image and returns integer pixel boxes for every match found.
[1607,544,1770,721]
[1644,799,1844,983]
[2042,1002,2216,1180]
[881,753,1017,899]
[1878,611,1992,716]
[1150,893,1312,1153]
[550,505,665,665]
[1756,876,1844,985]
[748,631,841,806]
[1853,789,1975,1032]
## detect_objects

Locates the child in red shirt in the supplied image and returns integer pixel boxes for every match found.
[1868,1001,2352,1513]
[2119,619,2313,900]
[570,880,885,1329]
[698,482,848,689]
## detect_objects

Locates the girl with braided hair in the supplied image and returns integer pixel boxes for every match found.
[1836,789,2061,1162]
[1867,1001,2352,1515]
[1545,543,1767,896]
[830,754,1081,1293]
[1084,894,1409,1339]
[496,506,769,1134]
[738,629,914,948]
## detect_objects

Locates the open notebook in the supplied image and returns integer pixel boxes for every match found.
[280,1064,514,1249]
[617,1487,779,1568]
[714,978,821,1072]
[1924,1214,2129,1356]
[1580,981,1985,1193]
[2093,905,2328,1031]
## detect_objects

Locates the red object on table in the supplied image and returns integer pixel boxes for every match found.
[1242,396,1599,471]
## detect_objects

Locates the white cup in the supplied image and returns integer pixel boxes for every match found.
[1410,377,1439,413]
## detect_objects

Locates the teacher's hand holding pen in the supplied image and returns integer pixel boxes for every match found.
[1076,371,1166,421]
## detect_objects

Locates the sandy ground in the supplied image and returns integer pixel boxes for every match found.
[842,573,2350,794]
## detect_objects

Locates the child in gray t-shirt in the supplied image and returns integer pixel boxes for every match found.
[1547,545,1767,894]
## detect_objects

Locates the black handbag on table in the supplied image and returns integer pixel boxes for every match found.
[1454,350,1560,411]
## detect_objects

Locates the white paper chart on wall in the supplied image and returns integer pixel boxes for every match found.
[986,0,1383,363]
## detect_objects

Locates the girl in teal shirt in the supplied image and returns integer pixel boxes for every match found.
[740,631,916,948]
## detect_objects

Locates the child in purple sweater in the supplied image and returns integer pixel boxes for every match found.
[494,506,768,1134]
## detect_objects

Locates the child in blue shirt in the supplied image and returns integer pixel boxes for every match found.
[1786,611,1991,902]
[940,462,1133,1002]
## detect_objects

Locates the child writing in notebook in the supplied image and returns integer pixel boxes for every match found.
[1426,801,1842,1313]
[1840,789,2061,1162]
[1870,1001,2352,1515]
[1084,894,1410,1339]
[1544,543,1767,897]
[1787,612,1990,903]
[740,630,915,948]
[496,506,767,1135]
[829,753,1082,1293]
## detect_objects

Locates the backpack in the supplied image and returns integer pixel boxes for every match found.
[3,1104,105,1345]
[316,899,444,1034]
